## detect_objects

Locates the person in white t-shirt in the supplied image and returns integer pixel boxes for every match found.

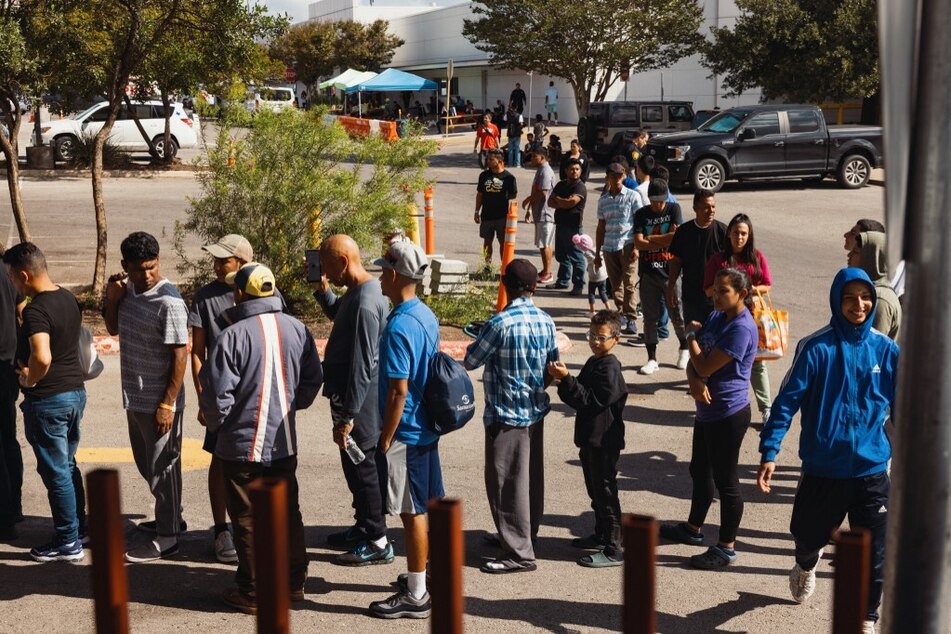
[545,82,559,125]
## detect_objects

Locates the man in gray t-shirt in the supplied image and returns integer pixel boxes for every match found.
[313,234,393,565]
[104,232,188,563]
[522,148,557,284]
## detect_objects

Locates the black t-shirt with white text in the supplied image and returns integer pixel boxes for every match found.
[633,203,684,278]
[478,169,518,222]
[18,287,84,398]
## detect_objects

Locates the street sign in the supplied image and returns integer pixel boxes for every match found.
[285,67,297,83]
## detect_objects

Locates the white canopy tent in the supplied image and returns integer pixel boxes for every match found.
[319,69,378,114]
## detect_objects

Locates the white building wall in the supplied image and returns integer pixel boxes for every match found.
[307,0,762,122]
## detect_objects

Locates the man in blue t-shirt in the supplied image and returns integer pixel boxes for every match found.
[370,241,442,620]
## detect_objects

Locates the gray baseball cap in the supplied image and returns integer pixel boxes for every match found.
[203,234,253,262]
[374,241,429,280]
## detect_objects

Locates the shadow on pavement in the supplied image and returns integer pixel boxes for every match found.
[464,595,621,633]
[657,590,799,632]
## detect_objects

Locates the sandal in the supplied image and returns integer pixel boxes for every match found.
[578,551,623,568]
[690,545,737,570]
[480,558,538,574]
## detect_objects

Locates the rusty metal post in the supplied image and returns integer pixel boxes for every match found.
[622,514,657,634]
[494,200,519,312]
[249,477,290,634]
[424,185,435,255]
[428,498,464,633]
[833,529,871,634]
[87,469,129,634]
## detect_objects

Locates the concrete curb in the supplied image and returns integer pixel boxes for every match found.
[93,330,573,361]
[1,168,202,179]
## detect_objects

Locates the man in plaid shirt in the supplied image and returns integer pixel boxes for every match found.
[464,259,559,573]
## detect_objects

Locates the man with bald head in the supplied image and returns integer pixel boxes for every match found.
[313,234,393,565]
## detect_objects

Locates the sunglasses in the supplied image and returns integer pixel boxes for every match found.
[585,332,619,344]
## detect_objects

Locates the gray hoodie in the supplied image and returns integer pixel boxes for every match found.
[859,231,901,340]
[200,295,323,463]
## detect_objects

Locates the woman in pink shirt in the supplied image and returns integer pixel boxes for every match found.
[703,214,772,424]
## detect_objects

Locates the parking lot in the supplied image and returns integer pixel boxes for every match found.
[0,133,886,632]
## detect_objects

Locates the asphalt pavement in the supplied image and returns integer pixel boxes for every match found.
[0,134,887,633]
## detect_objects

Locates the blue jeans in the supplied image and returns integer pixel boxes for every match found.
[507,137,522,167]
[22,389,87,543]
[554,225,585,289]
[658,299,670,339]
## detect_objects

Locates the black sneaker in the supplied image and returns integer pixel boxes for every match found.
[333,540,394,566]
[546,282,569,290]
[136,519,187,533]
[630,333,647,348]
[369,590,431,619]
[326,525,367,548]
[124,539,179,563]
[659,522,704,546]
[569,286,585,297]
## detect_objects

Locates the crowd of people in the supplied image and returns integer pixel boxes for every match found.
[0,162,903,630]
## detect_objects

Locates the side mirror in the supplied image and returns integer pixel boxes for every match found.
[739,128,757,141]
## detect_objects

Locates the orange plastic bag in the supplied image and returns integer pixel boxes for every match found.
[753,290,788,361]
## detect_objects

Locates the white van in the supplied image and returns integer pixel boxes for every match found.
[35,100,199,161]
[247,85,296,112]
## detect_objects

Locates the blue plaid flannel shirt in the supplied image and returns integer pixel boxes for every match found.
[463,296,559,427]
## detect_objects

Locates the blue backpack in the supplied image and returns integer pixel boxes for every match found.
[405,314,476,435]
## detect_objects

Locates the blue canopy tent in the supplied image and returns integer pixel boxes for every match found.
[344,68,438,116]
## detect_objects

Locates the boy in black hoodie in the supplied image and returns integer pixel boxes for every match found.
[547,310,628,567]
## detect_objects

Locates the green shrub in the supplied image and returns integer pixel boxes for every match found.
[423,284,496,328]
[66,133,132,169]
[175,107,437,301]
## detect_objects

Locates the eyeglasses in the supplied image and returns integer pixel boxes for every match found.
[585,332,619,344]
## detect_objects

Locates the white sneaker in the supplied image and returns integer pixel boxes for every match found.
[789,563,816,603]
[638,359,659,375]
[861,620,876,634]
[215,530,239,564]
[676,349,690,370]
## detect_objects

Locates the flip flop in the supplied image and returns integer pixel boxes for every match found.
[578,551,623,568]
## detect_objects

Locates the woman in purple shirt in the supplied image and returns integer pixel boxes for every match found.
[660,268,759,570]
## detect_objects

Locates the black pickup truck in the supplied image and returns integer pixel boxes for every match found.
[645,104,883,192]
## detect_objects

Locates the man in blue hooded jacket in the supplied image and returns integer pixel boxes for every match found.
[757,268,898,634]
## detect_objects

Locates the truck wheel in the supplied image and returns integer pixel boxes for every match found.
[54,135,78,162]
[691,158,726,193]
[837,154,870,189]
[577,118,590,147]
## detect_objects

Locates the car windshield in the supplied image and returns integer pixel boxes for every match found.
[70,104,103,121]
[698,110,751,133]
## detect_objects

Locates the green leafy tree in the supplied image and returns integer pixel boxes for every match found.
[463,0,704,114]
[30,0,282,293]
[270,20,336,87]
[333,20,404,73]
[270,19,404,88]
[702,0,879,111]
[175,108,435,301]
[0,2,35,245]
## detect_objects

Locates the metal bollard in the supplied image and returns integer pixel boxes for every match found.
[622,514,657,634]
[249,477,290,634]
[87,469,130,634]
[428,498,465,633]
[495,200,519,312]
[424,185,435,255]
[833,528,871,634]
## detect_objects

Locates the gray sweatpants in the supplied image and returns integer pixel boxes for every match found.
[640,273,685,345]
[484,421,545,563]
[127,409,184,537]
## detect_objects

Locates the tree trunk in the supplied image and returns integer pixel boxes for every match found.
[91,129,111,295]
[0,106,31,247]
[572,80,591,122]
[161,90,173,165]
[124,94,161,160]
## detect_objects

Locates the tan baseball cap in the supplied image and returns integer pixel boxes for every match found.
[203,234,253,262]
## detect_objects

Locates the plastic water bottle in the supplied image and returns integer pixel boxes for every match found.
[345,435,366,465]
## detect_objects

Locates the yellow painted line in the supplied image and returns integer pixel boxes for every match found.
[76,438,211,472]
